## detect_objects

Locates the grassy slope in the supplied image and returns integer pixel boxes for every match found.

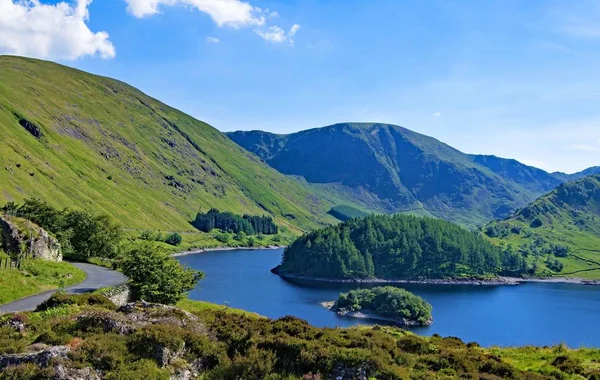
[485,175,600,279]
[228,123,563,228]
[0,56,336,235]
[0,255,86,304]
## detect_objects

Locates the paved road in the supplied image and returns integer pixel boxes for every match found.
[0,263,126,314]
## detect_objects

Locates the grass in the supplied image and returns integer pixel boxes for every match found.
[0,259,86,304]
[0,55,336,236]
[176,299,264,320]
[490,344,600,379]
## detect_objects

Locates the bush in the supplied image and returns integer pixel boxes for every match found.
[122,244,203,304]
[35,293,116,312]
[164,233,182,246]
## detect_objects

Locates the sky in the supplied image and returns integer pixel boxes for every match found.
[1,0,600,173]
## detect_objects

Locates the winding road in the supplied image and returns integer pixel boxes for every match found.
[0,263,126,314]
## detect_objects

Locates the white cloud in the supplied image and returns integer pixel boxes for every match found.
[0,0,115,60]
[125,0,299,44]
[125,0,266,28]
[255,24,300,45]
[206,36,221,44]
[433,112,441,117]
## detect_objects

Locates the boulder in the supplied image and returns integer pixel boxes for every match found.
[54,364,101,380]
[0,346,69,371]
[0,215,62,261]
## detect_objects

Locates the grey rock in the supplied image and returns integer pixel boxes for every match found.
[0,215,62,261]
[54,364,101,380]
[0,346,69,371]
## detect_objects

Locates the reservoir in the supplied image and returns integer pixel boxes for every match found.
[178,247,600,348]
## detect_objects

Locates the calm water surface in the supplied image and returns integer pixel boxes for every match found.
[178,248,600,348]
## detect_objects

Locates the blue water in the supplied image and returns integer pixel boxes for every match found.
[178,248,600,348]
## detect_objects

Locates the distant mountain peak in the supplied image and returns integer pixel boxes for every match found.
[227,123,576,227]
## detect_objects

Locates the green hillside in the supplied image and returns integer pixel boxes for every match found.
[228,123,567,227]
[0,56,336,234]
[484,175,600,279]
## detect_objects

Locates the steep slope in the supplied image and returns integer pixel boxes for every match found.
[228,123,563,226]
[484,175,600,278]
[0,56,335,232]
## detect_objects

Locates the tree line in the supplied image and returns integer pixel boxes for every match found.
[278,214,527,280]
[191,208,278,235]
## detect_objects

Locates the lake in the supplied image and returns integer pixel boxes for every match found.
[178,247,600,348]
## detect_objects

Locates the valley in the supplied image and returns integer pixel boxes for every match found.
[1,55,600,379]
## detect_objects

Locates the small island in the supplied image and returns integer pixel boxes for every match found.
[323,286,433,327]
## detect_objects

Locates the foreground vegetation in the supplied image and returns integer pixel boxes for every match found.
[333,286,433,326]
[276,214,528,280]
[1,293,599,379]
[485,175,600,279]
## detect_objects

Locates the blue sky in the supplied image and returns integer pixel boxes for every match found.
[1,0,600,173]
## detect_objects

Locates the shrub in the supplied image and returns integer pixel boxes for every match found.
[75,333,129,371]
[122,244,203,304]
[164,233,182,246]
[35,293,116,312]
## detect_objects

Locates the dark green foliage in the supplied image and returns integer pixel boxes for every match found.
[164,232,182,246]
[335,287,432,325]
[2,199,122,259]
[546,258,564,273]
[328,205,369,222]
[191,209,278,235]
[35,292,116,312]
[277,214,526,280]
[122,244,203,304]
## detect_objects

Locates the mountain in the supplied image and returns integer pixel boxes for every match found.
[484,175,600,278]
[552,166,600,182]
[228,123,565,227]
[0,56,336,232]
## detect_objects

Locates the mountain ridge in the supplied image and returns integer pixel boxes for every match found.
[228,123,589,226]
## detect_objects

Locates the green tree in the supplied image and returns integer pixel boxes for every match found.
[165,233,183,246]
[122,244,203,304]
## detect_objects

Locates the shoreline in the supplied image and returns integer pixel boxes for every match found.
[173,245,285,257]
[275,271,600,286]
[321,301,432,327]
